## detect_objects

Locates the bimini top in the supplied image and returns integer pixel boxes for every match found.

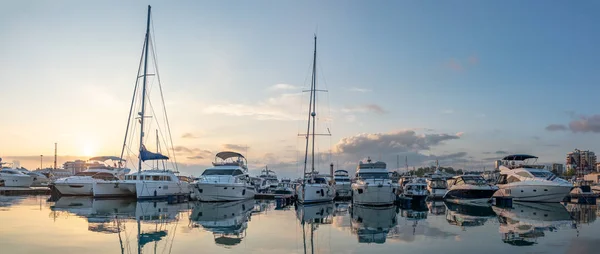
[88,156,125,162]
[358,158,386,170]
[215,151,246,161]
[502,154,538,161]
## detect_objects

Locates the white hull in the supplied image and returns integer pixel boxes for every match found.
[352,184,397,206]
[497,184,571,202]
[297,184,335,204]
[92,181,136,198]
[135,181,190,199]
[193,182,256,201]
[54,182,94,196]
[0,175,33,187]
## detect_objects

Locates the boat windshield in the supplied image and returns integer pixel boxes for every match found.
[461,176,487,185]
[335,178,350,182]
[528,171,553,178]
[357,172,389,180]
[429,180,447,188]
[202,169,243,176]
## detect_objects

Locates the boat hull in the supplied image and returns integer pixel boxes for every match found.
[443,188,497,205]
[296,184,335,204]
[428,188,447,199]
[135,181,190,199]
[334,183,352,198]
[352,184,397,206]
[92,181,136,198]
[54,182,93,196]
[497,184,571,203]
[193,182,256,201]
[0,175,33,187]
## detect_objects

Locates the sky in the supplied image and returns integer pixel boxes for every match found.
[1,1,600,178]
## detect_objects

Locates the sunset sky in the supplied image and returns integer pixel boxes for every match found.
[2,1,600,177]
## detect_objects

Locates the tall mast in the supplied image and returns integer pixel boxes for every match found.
[310,35,317,174]
[302,36,317,179]
[138,5,151,176]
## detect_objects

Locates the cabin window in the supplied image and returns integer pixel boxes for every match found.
[507,176,521,183]
[152,176,160,181]
[233,170,244,176]
[516,172,533,178]
[455,178,465,185]
[144,176,151,181]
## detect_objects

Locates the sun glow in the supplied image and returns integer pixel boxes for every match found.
[83,144,95,157]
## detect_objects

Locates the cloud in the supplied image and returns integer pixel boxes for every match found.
[332,130,464,167]
[546,114,600,133]
[545,124,568,131]
[267,83,299,91]
[442,109,454,114]
[347,87,372,93]
[446,59,463,71]
[495,150,508,155]
[455,132,465,137]
[181,133,200,139]
[569,115,600,133]
[223,144,249,151]
[342,104,386,114]
[187,155,205,160]
[203,93,303,121]
[345,114,357,123]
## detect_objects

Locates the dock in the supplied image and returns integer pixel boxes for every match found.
[0,187,51,196]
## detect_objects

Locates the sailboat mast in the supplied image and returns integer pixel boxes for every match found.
[302,36,317,178]
[310,35,317,174]
[138,5,151,176]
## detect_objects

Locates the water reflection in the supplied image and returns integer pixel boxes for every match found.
[50,197,189,254]
[295,202,334,254]
[333,202,351,230]
[350,205,397,244]
[493,202,574,246]
[189,200,254,248]
[444,201,496,230]
[427,200,446,215]
[565,203,598,225]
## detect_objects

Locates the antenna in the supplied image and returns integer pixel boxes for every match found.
[54,143,57,170]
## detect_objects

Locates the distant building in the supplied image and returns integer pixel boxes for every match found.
[63,160,87,174]
[567,149,597,174]
[551,163,564,175]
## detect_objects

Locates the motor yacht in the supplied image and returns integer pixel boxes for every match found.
[427,175,448,199]
[190,199,255,248]
[443,175,498,205]
[54,156,129,196]
[352,158,398,206]
[350,204,397,244]
[496,154,572,202]
[192,151,256,201]
[273,178,295,197]
[401,177,429,202]
[333,169,352,199]
[0,162,33,187]
[258,166,278,193]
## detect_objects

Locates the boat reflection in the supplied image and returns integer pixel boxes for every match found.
[190,200,255,248]
[296,202,334,254]
[427,200,446,215]
[350,204,398,244]
[333,202,351,230]
[564,203,598,225]
[50,196,189,254]
[444,201,496,230]
[493,202,574,246]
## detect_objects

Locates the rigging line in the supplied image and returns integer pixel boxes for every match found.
[149,28,179,172]
[121,35,147,161]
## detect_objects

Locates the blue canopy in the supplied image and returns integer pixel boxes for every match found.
[502,154,538,161]
[140,145,169,161]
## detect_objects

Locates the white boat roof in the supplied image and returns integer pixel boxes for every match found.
[216,151,245,160]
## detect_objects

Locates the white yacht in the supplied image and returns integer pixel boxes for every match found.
[0,161,33,187]
[352,158,398,206]
[333,169,352,199]
[401,177,429,202]
[273,178,295,197]
[443,175,499,205]
[54,156,129,196]
[258,166,278,192]
[192,151,256,202]
[25,171,52,186]
[496,154,572,203]
[94,8,189,200]
[295,35,336,204]
[426,175,448,199]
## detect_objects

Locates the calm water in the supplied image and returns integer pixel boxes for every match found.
[1,196,599,254]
